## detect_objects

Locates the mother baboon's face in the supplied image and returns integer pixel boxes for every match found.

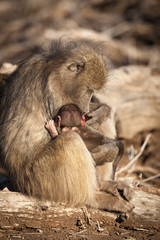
[48,53,107,115]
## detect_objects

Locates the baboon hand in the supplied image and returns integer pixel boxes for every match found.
[86,104,110,129]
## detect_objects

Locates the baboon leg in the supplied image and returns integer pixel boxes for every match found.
[15,132,97,206]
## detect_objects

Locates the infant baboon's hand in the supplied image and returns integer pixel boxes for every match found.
[45,119,54,130]
[45,120,58,137]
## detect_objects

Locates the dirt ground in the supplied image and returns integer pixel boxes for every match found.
[0,204,160,240]
[0,183,160,240]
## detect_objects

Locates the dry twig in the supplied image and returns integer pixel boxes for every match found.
[141,173,160,183]
[116,134,151,176]
[81,208,91,225]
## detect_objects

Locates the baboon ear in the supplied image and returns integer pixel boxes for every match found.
[57,115,61,127]
[81,115,85,126]
[68,62,85,73]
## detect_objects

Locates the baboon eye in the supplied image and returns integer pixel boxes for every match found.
[68,62,85,73]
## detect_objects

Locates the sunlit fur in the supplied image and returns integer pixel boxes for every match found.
[0,39,108,206]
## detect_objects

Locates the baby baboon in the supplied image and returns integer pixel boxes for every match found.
[46,103,123,167]
[54,103,85,129]
[45,103,85,138]
[0,39,132,212]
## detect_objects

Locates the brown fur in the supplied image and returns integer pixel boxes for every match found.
[0,39,132,211]
[0,39,107,206]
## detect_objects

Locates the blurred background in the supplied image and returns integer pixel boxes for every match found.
[0,0,160,65]
[0,0,160,187]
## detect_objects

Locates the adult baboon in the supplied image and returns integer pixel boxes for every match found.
[0,39,132,211]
